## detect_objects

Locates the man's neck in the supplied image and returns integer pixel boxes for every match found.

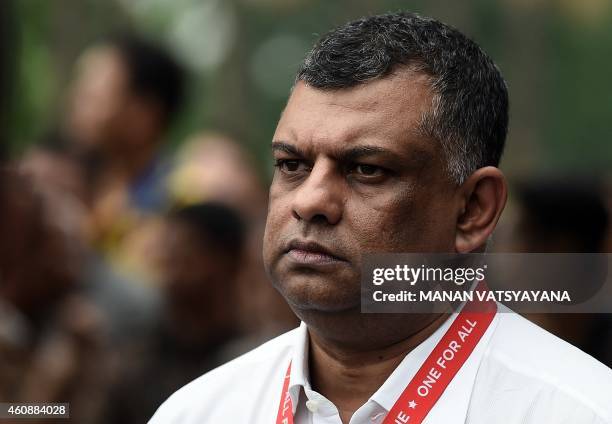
[307,313,449,424]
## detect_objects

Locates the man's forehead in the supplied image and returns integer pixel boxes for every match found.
[275,71,435,151]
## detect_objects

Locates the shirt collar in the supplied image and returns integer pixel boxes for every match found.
[287,322,311,411]
[287,308,500,419]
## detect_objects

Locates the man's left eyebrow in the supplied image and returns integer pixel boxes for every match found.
[340,146,395,161]
[342,145,434,170]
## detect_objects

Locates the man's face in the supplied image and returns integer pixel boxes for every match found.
[160,221,229,306]
[263,72,460,313]
[66,46,130,150]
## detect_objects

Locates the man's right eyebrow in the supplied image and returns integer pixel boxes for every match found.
[271,141,303,156]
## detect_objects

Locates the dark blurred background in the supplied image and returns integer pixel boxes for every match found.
[0,0,611,423]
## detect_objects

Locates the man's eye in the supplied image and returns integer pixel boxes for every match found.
[275,159,303,173]
[352,164,384,177]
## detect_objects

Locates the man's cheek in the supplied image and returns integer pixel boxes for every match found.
[362,213,421,251]
[263,207,286,263]
[267,179,286,202]
[355,202,406,234]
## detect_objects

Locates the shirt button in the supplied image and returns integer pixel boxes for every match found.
[371,412,385,422]
[305,399,319,413]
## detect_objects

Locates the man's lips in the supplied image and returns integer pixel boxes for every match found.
[284,239,346,265]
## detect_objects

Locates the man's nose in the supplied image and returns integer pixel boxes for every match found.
[291,161,343,225]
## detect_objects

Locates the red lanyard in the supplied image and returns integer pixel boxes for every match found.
[276,283,497,424]
[275,362,294,424]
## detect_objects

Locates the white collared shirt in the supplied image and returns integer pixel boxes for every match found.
[150,305,612,424]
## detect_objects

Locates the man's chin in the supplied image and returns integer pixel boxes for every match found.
[284,294,361,314]
[275,280,361,313]
[268,263,361,311]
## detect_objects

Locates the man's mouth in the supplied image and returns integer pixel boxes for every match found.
[285,239,346,266]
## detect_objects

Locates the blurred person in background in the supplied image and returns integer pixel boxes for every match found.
[20,129,90,204]
[497,177,612,367]
[168,132,298,342]
[169,132,268,217]
[63,33,185,272]
[0,170,112,423]
[19,128,161,351]
[104,202,247,424]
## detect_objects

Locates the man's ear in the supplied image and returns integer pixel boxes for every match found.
[455,166,507,253]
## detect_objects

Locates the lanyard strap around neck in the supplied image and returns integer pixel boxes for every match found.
[276,282,497,424]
